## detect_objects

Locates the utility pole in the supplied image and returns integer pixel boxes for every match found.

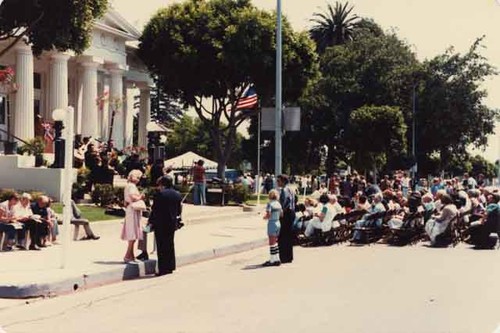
[274,0,282,178]
[412,84,417,185]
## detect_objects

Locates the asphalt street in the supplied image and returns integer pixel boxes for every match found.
[1,243,500,333]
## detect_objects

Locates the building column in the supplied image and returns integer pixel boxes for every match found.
[124,83,135,148]
[100,76,110,140]
[75,69,83,135]
[48,53,70,113]
[138,88,151,149]
[80,61,100,138]
[13,45,34,141]
[109,68,124,149]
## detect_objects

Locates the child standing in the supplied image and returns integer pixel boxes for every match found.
[263,190,282,267]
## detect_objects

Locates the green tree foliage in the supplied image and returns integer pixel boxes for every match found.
[416,37,499,171]
[139,0,318,177]
[149,83,183,125]
[347,105,407,174]
[310,1,359,53]
[302,26,418,172]
[166,115,244,169]
[0,0,108,57]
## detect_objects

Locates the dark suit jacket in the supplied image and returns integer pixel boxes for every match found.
[149,188,182,232]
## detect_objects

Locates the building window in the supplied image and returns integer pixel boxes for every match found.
[34,73,41,90]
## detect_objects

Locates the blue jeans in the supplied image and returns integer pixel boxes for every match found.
[193,182,206,205]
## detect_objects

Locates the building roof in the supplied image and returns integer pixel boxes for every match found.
[94,7,141,41]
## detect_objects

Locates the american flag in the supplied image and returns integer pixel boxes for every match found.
[236,86,258,110]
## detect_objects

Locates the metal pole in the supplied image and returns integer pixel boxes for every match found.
[274,0,282,179]
[412,84,417,185]
[61,106,75,269]
[257,110,261,206]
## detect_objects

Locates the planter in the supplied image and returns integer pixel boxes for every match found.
[4,141,17,155]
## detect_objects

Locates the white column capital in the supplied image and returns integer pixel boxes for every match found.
[14,43,32,55]
[49,52,71,62]
[78,55,104,68]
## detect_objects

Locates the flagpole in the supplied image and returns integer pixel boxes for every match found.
[257,110,262,206]
[275,0,283,180]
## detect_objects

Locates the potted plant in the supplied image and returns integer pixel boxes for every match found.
[18,137,46,167]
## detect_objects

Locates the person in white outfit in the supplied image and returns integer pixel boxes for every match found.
[304,194,339,237]
[425,194,458,245]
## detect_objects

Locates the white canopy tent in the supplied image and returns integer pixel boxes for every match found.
[164,151,218,170]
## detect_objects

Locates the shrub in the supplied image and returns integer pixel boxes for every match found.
[17,137,45,156]
[228,184,251,204]
[92,184,116,207]
[113,187,125,205]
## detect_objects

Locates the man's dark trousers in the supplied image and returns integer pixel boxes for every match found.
[155,226,176,274]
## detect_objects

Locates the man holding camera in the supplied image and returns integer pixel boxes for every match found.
[148,176,182,276]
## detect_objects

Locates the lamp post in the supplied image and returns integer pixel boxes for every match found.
[275,0,283,179]
[52,119,65,168]
[52,107,75,269]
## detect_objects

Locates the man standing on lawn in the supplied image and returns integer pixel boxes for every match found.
[148,176,182,276]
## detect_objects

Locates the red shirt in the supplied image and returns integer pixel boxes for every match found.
[193,165,205,183]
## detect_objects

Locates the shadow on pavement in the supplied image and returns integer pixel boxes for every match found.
[94,261,129,265]
[242,264,269,270]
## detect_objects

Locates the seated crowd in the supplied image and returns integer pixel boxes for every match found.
[0,193,99,252]
[294,172,500,248]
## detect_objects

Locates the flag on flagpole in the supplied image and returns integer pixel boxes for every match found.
[236,86,258,111]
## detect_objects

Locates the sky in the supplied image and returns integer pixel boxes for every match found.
[112,0,500,161]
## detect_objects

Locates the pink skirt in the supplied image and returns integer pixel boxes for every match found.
[121,206,144,241]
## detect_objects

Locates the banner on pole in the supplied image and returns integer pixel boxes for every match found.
[260,107,301,132]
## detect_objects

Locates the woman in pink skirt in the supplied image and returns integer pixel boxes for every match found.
[122,170,146,263]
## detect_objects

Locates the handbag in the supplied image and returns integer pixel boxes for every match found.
[130,200,147,211]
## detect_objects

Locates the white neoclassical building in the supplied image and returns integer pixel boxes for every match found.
[0,8,154,199]
[0,7,153,150]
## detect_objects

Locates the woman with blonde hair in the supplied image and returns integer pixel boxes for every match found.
[262,189,282,267]
[122,170,146,262]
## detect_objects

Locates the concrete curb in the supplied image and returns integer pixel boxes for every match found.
[0,238,267,299]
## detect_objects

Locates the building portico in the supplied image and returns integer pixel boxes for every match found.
[0,8,153,151]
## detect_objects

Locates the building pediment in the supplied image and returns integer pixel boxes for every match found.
[94,7,141,41]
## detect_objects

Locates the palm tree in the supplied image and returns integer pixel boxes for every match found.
[310,1,359,53]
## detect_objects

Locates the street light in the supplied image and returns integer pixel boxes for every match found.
[52,107,75,269]
[275,0,283,179]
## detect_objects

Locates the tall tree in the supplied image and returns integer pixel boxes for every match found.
[303,27,418,173]
[139,0,318,178]
[0,0,108,58]
[309,1,359,53]
[347,105,407,176]
[149,83,183,125]
[416,37,499,173]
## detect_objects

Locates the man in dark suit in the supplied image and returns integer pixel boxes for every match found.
[148,176,182,276]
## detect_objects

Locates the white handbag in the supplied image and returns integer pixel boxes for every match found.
[130,200,147,211]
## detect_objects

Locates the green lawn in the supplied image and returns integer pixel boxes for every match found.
[246,194,267,206]
[52,203,120,222]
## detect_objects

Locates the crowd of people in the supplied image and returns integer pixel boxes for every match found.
[0,193,99,252]
[262,171,500,266]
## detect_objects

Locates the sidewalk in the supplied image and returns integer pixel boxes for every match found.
[0,205,267,298]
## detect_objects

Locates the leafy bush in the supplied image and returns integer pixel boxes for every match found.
[91,184,117,207]
[113,187,125,205]
[17,137,45,156]
[228,184,251,204]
